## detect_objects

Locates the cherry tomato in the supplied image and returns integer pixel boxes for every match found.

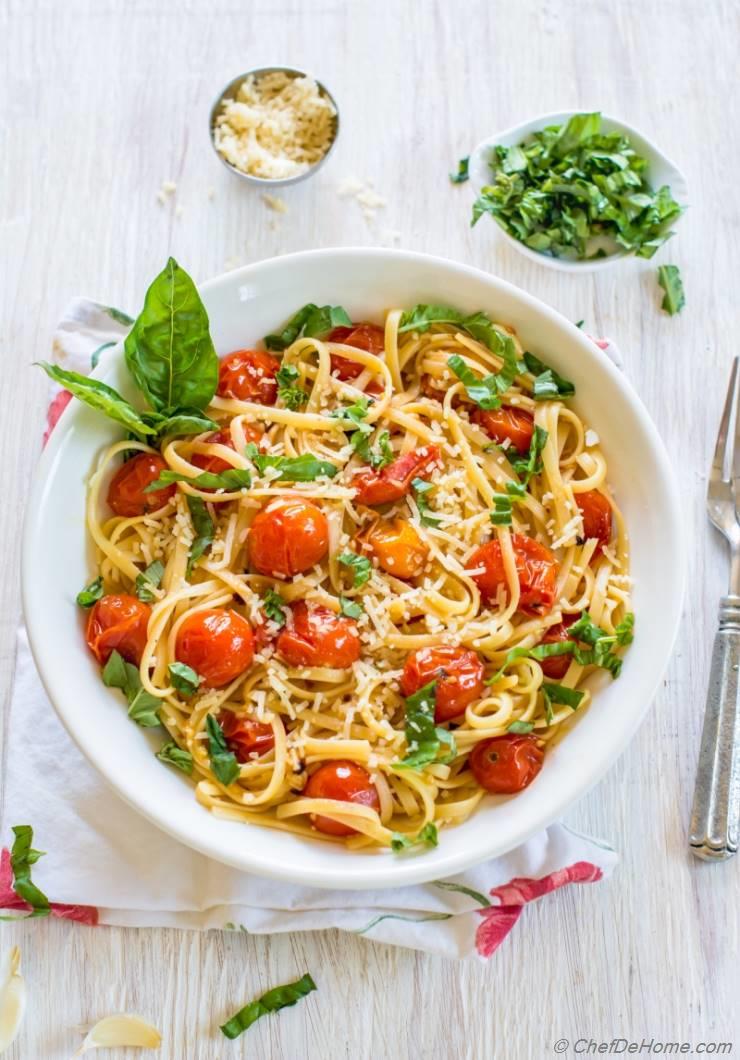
[468,533,558,615]
[470,734,544,794]
[472,406,534,455]
[328,323,385,381]
[538,613,579,680]
[276,601,361,669]
[175,608,254,688]
[361,518,429,580]
[303,760,380,836]
[220,710,275,760]
[353,445,441,506]
[191,426,263,476]
[400,646,484,722]
[86,593,151,666]
[576,490,613,553]
[248,499,329,578]
[217,349,280,405]
[107,453,176,518]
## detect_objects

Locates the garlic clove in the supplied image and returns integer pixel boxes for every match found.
[0,947,26,1055]
[74,1013,162,1055]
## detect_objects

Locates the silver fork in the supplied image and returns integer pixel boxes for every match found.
[689,356,740,860]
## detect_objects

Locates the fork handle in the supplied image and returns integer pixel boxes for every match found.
[689,595,740,860]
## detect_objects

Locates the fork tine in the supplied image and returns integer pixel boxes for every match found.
[712,357,739,483]
[732,357,740,497]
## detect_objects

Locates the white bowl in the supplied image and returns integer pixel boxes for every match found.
[22,248,684,889]
[468,111,688,272]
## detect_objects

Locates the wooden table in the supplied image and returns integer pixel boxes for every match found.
[2,1,738,1056]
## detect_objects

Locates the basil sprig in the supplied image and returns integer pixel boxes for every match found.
[186,495,215,575]
[76,576,104,608]
[102,650,162,727]
[0,826,50,920]
[156,742,194,775]
[391,823,439,853]
[206,714,240,786]
[264,303,351,351]
[395,681,457,771]
[657,264,685,315]
[220,974,317,1040]
[135,560,164,602]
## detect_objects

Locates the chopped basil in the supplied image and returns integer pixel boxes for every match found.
[507,425,548,484]
[399,305,516,366]
[220,973,317,1040]
[263,588,287,627]
[0,826,50,919]
[489,481,526,526]
[276,363,308,409]
[206,714,240,786]
[135,560,164,602]
[186,495,214,576]
[102,650,162,727]
[507,720,535,734]
[411,477,442,528]
[615,612,635,645]
[541,682,585,713]
[522,351,575,400]
[156,741,194,775]
[168,661,201,697]
[76,576,104,608]
[373,430,394,469]
[145,468,252,492]
[447,342,519,410]
[449,156,469,185]
[391,822,439,852]
[264,303,351,350]
[245,448,338,482]
[339,596,363,619]
[486,639,577,685]
[395,681,457,771]
[338,551,372,587]
[657,265,685,315]
[332,395,371,431]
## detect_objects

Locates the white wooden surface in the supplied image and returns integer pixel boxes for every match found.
[2,1,739,1057]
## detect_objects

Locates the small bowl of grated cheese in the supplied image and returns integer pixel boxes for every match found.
[209,66,339,186]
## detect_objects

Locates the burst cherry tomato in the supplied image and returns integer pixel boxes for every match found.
[400,646,484,722]
[472,406,534,455]
[220,710,275,760]
[538,614,580,680]
[191,426,263,476]
[107,453,176,518]
[217,349,280,405]
[248,499,329,578]
[576,490,613,553]
[470,734,545,794]
[175,608,254,688]
[362,518,429,580]
[303,760,380,836]
[468,533,558,615]
[353,445,441,506]
[86,593,151,666]
[276,601,361,669]
[328,322,385,381]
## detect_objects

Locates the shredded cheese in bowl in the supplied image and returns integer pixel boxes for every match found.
[212,69,338,181]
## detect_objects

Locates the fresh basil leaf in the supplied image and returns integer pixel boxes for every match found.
[76,576,104,608]
[276,363,308,409]
[395,681,457,770]
[657,264,685,315]
[248,452,337,482]
[168,661,201,696]
[126,688,162,727]
[263,588,287,627]
[156,741,194,775]
[522,351,575,399]
[507,720,535,733]
[449,156,470,185]
[338,551,372,587]
[264,303,351,350]
[220,974,317,1040]
[155,409,219,438]
[101,649,161,727]
[206,713,240,786]
[411,477,442,528]
[541,681,585,711]
[186,495,214,575]
[5,825,50,918]
[265,305,317,351]
[339,596,363,619]
[36,362,157,438]
[145,468,252,492]
[391,822,439,852]
[508,425,548,485]
[398,305,466,334]
[135,560,164,602]
[124,257,218,412]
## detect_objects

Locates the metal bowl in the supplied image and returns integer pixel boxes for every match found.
[209,66,340,187]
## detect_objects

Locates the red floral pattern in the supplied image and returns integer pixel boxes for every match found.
[0,848,98,925]
[43,389,72,446]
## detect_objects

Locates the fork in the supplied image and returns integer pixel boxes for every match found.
[689,357,740,860]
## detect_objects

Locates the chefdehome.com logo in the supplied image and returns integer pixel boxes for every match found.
[552,1040,733,1055]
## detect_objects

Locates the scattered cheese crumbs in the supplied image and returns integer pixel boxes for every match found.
[584,428,600,446]
[156,180,177,205]
[174,204,184,218]
[337,176,388,222]
[207,186,216,200]
[213,71,336,179]
[262,193,288,213]
[0,947,25,1054]
[74,1014,162,1054]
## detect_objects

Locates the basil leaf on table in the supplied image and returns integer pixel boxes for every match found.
[36,362,157,438]
[124,257,218,412]
[657,264,685,315]
[156,742,194,775]
[185,495,215,576]
[206,714,240,786]
[220,973,317,1040]
[449,156,470,184]
[76,576,104,608]
[0,826,51,919]
[395,681,457,770]
[102,649,162,727]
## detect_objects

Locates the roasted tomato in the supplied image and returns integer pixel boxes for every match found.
[217,349,280,405]
[276,601,360,669]
[220,710,275,760]
[472,406,534,455]
[353,445,441,506]
[538,614,579,680]
[362,518,429,580]
[107,453,176,517]
[175,608,254,688]
[328,322,385,381]
[303,760,380,836]
[400,646,484,722]
[248,499,329,578]
[468,533,558,615]
[470,734,545,794]
[576,490,613,553]
[86,594,151,666]
[191,426,263,476]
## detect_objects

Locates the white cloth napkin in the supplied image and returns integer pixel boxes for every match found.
[0,299,620,959]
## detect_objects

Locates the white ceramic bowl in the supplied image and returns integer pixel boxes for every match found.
[22,248,684,889]
[468,111,688,272]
